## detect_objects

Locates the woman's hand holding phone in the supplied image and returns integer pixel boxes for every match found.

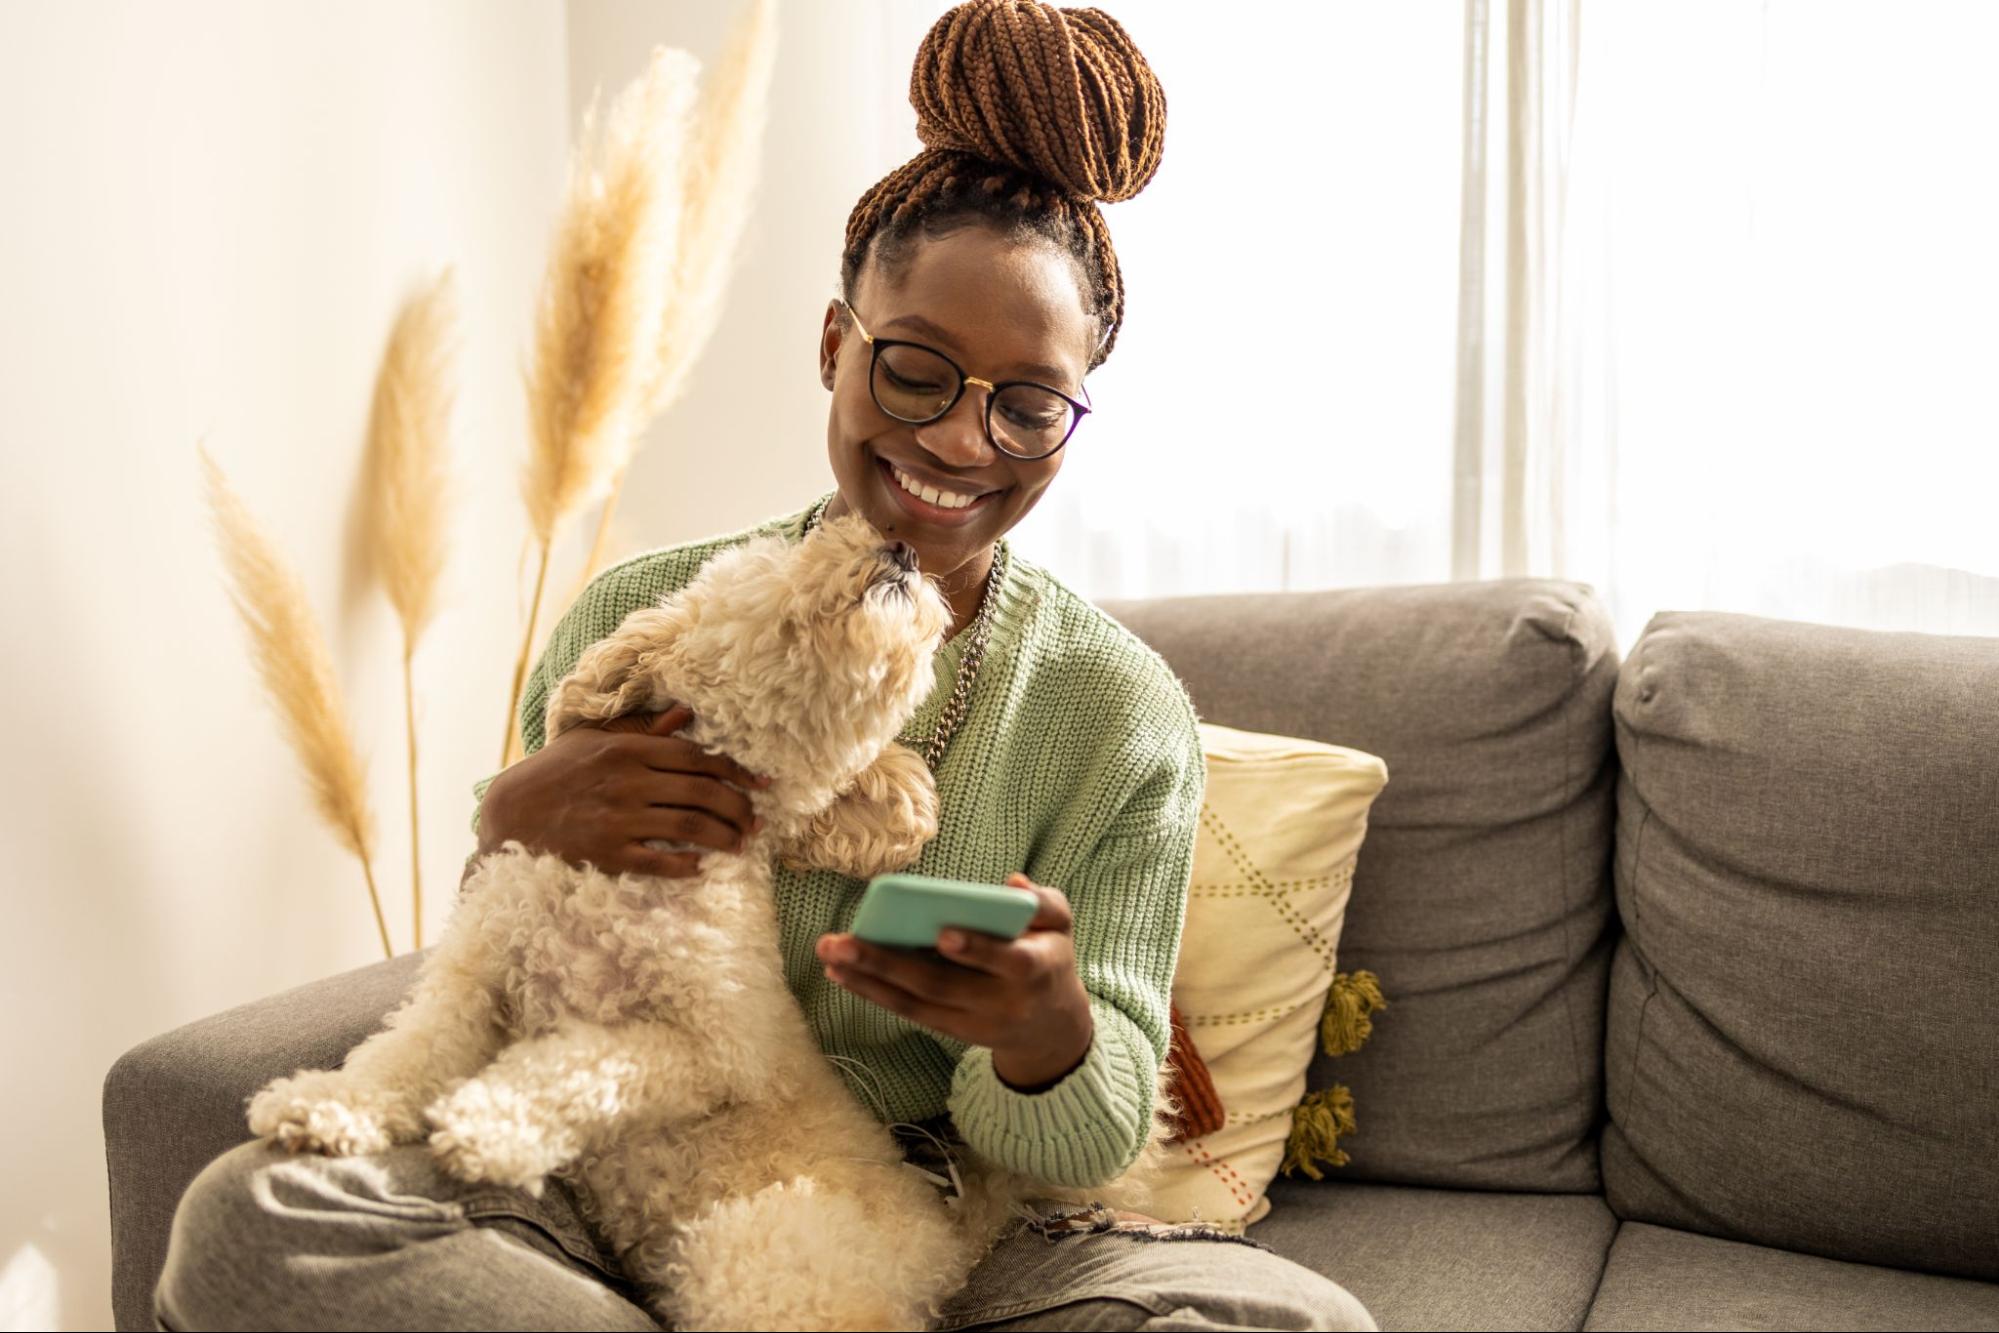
[815,872,1095,1093]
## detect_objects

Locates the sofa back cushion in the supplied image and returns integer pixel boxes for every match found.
[1102,579,1619,1193]
[1602,611,1999,1281]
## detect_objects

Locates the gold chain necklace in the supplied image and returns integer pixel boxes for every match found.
[801,493,1007,771]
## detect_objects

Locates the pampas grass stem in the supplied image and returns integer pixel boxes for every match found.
[364,268,458,949]
[403,648,421,943]
[501,545,552,768]
[358,857,390,961]
[200,444,392,960]
[575,464,628,600]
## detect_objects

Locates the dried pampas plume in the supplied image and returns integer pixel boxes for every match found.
[651,0,776,416]
[362,268,459,948]
[503,45,701,768]
[575,0,778,598]
[201,444,392,959]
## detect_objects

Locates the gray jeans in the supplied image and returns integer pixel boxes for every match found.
[156,1140,1377,1331]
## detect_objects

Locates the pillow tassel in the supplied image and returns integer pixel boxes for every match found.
[1281,1084,1358,1180]
[1164,1002,1227,1142]
[1319,969,1386,1057]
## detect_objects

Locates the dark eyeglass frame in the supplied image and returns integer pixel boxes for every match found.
[835,297,1092,460]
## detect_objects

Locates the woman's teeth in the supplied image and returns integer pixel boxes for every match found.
[890,462,981,510]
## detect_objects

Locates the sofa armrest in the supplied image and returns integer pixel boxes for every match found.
[102,951,424,1332]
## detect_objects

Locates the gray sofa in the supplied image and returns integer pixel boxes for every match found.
[104,579,1999,1330]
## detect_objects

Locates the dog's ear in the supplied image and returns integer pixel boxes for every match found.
[783,744,938,880]
[544,603,690,741]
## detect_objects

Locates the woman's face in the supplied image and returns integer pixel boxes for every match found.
[818,224,1097,588]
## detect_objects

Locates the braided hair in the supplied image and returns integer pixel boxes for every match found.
[840,0,1167,370]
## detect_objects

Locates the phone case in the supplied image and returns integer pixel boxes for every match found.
[849,873,1039,949]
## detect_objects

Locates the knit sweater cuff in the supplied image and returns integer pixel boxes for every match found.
[948,998,1156,1189]
[469,773,497,838]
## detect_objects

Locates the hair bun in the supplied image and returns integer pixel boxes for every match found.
[909,0,1166,204]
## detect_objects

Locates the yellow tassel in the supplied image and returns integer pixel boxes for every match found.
[1319,970,1387,1057]
[1282,1084,1358,1180]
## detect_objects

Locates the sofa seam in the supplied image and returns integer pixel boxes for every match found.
[1613,628,1660,1147]
[1575,1215,1624,1332]
[1615,816,1659,1140]
[1555,597,1593,1181]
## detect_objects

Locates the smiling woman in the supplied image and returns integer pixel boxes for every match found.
[152,2,1377,1330]
[817,224,1093,640]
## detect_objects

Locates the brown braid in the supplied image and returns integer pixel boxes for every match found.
[840,0,1166,369]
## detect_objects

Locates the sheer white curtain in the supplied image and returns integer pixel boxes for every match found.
[1009,2,1466,598]
[1565,0,1999,648]
[1013,0,1999,652]
[1449,0,1599,587]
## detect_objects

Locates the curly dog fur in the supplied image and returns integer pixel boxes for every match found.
[248,513,999,1329]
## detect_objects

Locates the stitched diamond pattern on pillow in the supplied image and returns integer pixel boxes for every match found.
[1146,723,1388,1227]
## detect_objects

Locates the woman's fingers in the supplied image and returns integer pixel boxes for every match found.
[824,938,987,1009]
[935,928,1039,980]
[482,699,773,879]
[632,802,751,853]
[634,771,761,837]
[821,963,960,1035]
[622,845,705,879]
[1006,876,1074,933]
[629,720,770,792]
[645,704,692,733]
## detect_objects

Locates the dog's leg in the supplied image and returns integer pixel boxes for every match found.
[639,1087,982,1332]
[779,742,938,879]
[247,920,506,1156]
[656,1177,928,1333]
[425,1016,760,1194]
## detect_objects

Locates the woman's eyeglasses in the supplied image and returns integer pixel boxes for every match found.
[836,298,1090,460]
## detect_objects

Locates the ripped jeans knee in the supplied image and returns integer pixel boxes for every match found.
[1020,1202,1271,1251]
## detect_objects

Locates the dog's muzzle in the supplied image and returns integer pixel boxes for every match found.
[870,542,919,596]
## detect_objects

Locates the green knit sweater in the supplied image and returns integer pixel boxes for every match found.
[469,491,1206,1188]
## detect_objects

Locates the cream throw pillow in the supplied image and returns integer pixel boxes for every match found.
[1146,722,1389,1228]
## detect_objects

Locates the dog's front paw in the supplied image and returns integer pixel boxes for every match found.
[248,1070,418,1156]
[424,1079,574,1196]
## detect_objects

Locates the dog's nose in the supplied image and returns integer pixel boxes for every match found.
[886,540,918,571]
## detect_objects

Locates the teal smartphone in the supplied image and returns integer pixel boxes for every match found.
[850,874,1039,950]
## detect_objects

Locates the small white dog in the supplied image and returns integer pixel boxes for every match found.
[249,511,1000,1330]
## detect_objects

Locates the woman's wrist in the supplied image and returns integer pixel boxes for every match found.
[991,1004,1095,1093]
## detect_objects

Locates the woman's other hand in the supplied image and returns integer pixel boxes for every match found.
[476,704,771,879]
[814,872,1096,1092]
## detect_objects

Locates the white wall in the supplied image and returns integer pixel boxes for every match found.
[0,4,568,1326]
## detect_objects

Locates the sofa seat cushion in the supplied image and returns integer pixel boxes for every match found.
[1602,612,1999,1280]
[1247,1176,1618,1331]
[1104,579,1620,1194]
[1582,1222,1999,1331]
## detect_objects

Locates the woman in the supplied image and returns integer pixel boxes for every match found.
[157,3,1374,1329]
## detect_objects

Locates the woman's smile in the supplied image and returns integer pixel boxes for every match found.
[873,453,1004,528]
